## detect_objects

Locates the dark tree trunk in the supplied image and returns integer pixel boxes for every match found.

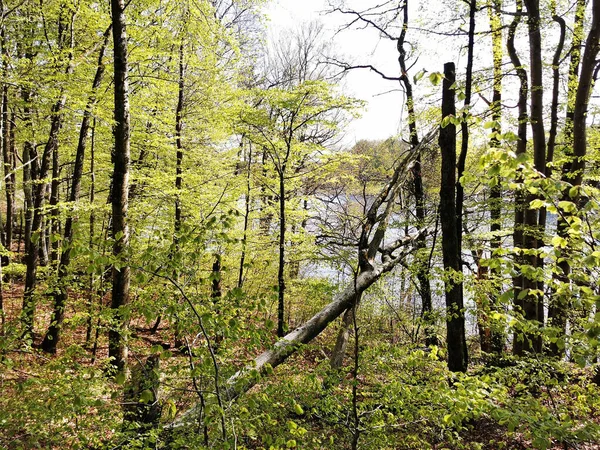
[548,0,585,357]
[506,0,529,356]
[22,105,34,271]
[456,0,476,264]
[23,96,64,339]
[439,62,468,372]
[85,119,97,346]
[162,40,186,343]
[517,0,547,354]
[543,14,566,186]
[109,0,132,374]
[49,141,60,264]
[238,141,252,289]
[277,168,286,337]
[1,82,14,254]
[211,254,222,300]
[174,41,184,249]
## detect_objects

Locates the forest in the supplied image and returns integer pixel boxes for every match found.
[1,0,600,448]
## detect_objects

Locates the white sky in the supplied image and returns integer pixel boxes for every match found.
[262,0,412,144]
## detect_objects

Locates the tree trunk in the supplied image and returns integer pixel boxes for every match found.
[518,0,547,354]
[238,141,252,289]
[85,119,97,347]
[211,254,222,300]
[548,0,586,357]
[1,85,14,254]
[174,41,184,249]
[330,303,357,370]
[506,0,529,356]
[23,96,65,339]
[109,0,132,374]
[456,0,476,266]
[277,169,286,337]
[439,62,468,372]
[49,140,60,264]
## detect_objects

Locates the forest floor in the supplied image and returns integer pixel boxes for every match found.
[1,273,600,449]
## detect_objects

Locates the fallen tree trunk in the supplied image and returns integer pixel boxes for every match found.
[171,231,424,427]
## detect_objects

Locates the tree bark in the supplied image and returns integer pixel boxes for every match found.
[1,31,14,254]
[330,300,359,370]
[238,140,252,289]
[520,0,546,354]
[174,41,184,249]
[277,165,287,337]
[506,0,529,356]
[23,97,65,339]
[439,62,468,372]
[109,0,132,374]
[456,0,476,265]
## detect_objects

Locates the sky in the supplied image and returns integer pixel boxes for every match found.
[261,0,474,147]
[262,0,412,145]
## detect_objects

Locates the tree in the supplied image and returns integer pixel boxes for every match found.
[109,0,131,374]
[172,141,431,426]
[439,62,468,373]
[240,79,358,337]
[550,0,600,351]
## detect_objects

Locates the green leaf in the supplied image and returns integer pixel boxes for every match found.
[413,69,426,84]
[551,236,568,248]
[558,200,577,213]
[429,71,442,86]
[529,199,545,209]
[293,403,304,415]
[139,389,154,404]
[569,186,579,198]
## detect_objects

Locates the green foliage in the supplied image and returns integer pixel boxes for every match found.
[0,349,118,449]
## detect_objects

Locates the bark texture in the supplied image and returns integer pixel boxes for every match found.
[109,0,132,373]
[439,62,468,372]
